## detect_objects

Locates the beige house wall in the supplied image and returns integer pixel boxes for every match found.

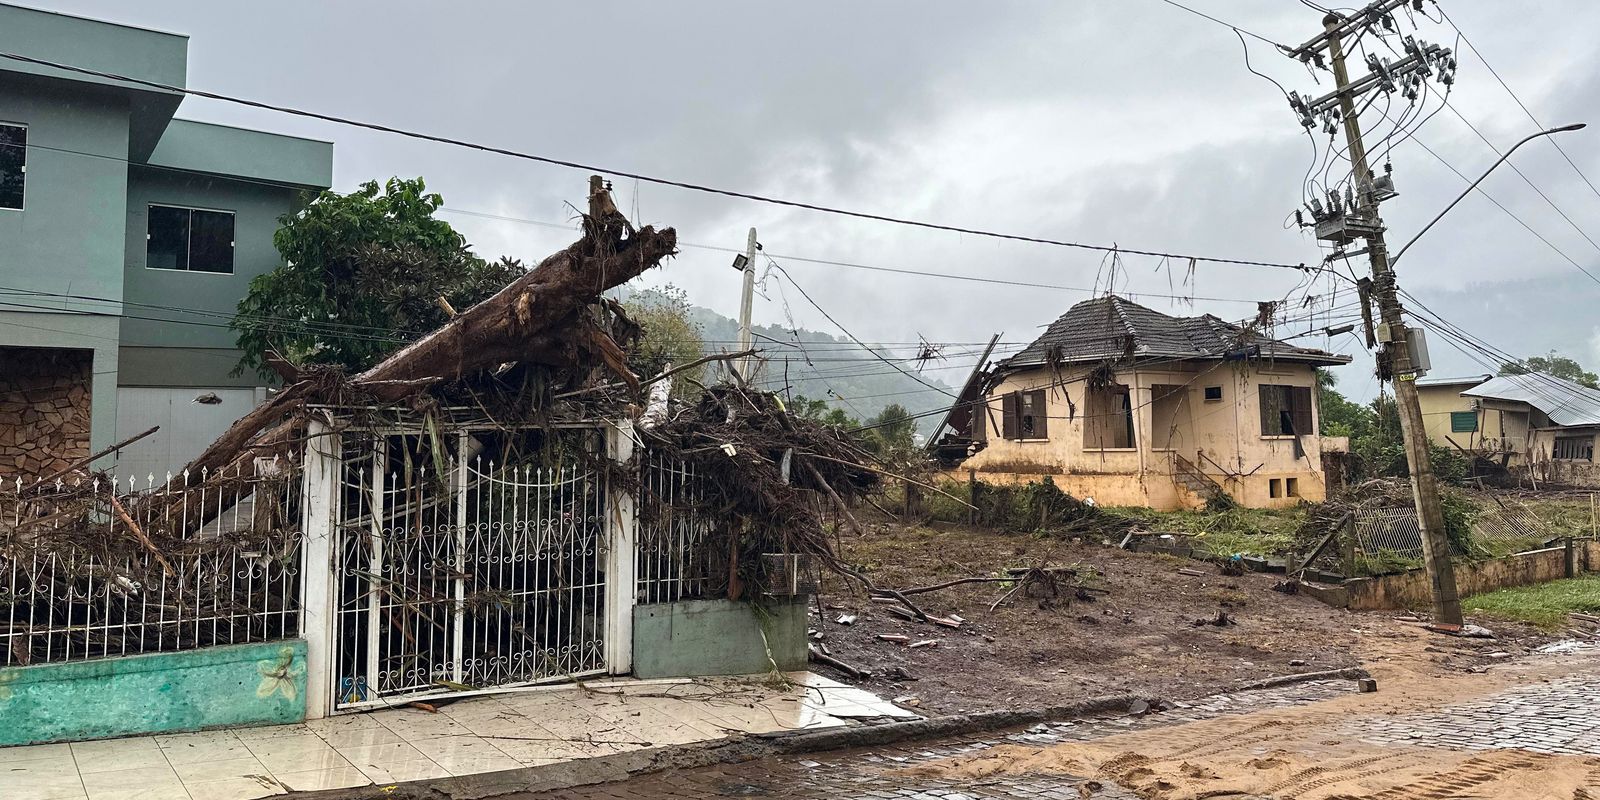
[1416,383,1519,453]
[958,360,1328,510]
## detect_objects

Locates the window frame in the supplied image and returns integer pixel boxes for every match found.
[145,202,237,275]
[1000,389,1049,442]
[1259,384,1314,438]
[1449,411,1479,433]
[1552,435,1595,462]
[0,121,26,212]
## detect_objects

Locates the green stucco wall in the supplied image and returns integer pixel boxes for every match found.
[0,639,307,746]
[632,599,808,679]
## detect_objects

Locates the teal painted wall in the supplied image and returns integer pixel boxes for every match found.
[0,640,307,746]
[632,599,808,680]
[120,164,309,382]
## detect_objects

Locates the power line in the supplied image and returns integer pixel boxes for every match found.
[9,138,1335,307]
[0,49,1316,273]
[1152,0,1291,49]
[1436,4,1600,204]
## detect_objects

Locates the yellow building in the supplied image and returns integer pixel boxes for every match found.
[938,296,1351,510]
[1414,371,1600,486]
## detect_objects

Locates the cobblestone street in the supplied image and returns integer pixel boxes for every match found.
[506,649,1600,799]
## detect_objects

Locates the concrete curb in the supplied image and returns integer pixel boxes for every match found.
[295,671,1365,799]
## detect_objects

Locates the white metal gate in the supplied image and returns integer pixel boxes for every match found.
[327,426,610,711]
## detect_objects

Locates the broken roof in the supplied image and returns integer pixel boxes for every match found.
[1461,372,1600,428]
[998,295,1352,370]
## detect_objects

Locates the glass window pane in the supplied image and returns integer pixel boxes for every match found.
[147,205,190,271]
[189,209,235,274]
[0,123,24,211]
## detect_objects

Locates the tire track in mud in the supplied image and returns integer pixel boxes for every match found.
[1349,752,1539,800]
[1261,751,1408,796]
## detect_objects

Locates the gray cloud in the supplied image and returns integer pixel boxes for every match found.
[31,0,1600,401]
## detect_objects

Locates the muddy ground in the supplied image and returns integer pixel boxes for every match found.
[806,515,1555,715]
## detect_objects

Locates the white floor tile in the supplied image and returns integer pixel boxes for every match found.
[79,765,189,800]
[70,737,172,775]
[0,759,89,800]
[0,742,76,764]
[170,756,272,785]
[238,735,352,775]
[373,708,471,741]
[180,775,287,800]
[408,736,521,777]
[155,731,253,766]
[271,765,371,792]
[336,740,448,783]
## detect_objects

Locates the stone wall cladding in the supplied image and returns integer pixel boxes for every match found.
[0,347,92,478]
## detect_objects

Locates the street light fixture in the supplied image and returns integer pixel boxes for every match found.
[1390,123,1587,267]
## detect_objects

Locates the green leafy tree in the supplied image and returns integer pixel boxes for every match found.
[1500,352,1598,389]
[862,403,917,457]
[621,286,706,396]
[1316,368,1375,439]
[1352,392,1467,485]
[233,177,522,376]
[786,394,859,429]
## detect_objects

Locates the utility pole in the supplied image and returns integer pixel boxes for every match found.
[1288,5,1463,626]
[735,227,759,383]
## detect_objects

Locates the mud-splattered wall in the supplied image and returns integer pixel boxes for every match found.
[0,347,92,477]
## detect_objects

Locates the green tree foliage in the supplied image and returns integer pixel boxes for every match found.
[1352,392,1468,485]
[620,286,705,396]
[786,394,859,429]
[1500,352,1599,389]
[861,403,917,458]
[233,177,522,375]
[1316,368,1375,439]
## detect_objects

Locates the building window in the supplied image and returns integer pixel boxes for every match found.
[147,204,235,273]
[1269,478,1283,498]
[0,122,24,210]
[1001,389,1049,441]
[1285,477,1299,497]
[1259,384,1313,437]
[1553,436,1594,462]
[1084,384,1134,449]
[1449,411,1478,433]
[1203,386,1223,401]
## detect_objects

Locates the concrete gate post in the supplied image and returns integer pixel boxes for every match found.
[604,419,639,675]
[299,417,339,719]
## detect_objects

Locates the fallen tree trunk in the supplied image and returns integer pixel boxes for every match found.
[159,177,675,528]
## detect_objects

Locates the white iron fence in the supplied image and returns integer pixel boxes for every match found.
[328,427,611,711]
[1,465,303,667]
[636,449,714,604]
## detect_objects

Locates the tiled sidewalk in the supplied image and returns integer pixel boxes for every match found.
[0,672,917,800]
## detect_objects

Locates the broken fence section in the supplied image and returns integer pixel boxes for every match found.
[1,464,303,667]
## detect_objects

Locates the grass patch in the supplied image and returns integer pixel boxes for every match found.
[1461,575,1600,629]
[1112,505,1304,558]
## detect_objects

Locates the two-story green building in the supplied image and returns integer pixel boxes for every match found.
[0,3,333,479]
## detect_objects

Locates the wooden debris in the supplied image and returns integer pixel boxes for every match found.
[808,644,871,678]
[877,634,912,644]
[1176,567,1207,577]
[908,640,938,649]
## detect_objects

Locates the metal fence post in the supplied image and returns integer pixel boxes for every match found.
[604,420,639,675]
[299,418,340,719]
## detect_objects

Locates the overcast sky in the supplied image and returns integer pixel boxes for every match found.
[36,0,1600,400]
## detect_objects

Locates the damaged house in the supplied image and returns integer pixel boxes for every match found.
[936,295,1351,510]
[1417,371,1600,487]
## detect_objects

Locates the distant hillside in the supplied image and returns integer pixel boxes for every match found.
[614,287,958,432]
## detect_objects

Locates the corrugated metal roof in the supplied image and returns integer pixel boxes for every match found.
[1416,374,1492,388]
[998,295,1352,370]
[1460,372,1600,428]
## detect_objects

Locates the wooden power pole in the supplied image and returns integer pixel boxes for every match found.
[1289,5,1463,626]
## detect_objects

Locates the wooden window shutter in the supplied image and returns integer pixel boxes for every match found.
[1028,389,1049,439]
[1258,385,1278,435]
[1290,386,1313,435]
[1001,392,1020,440]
